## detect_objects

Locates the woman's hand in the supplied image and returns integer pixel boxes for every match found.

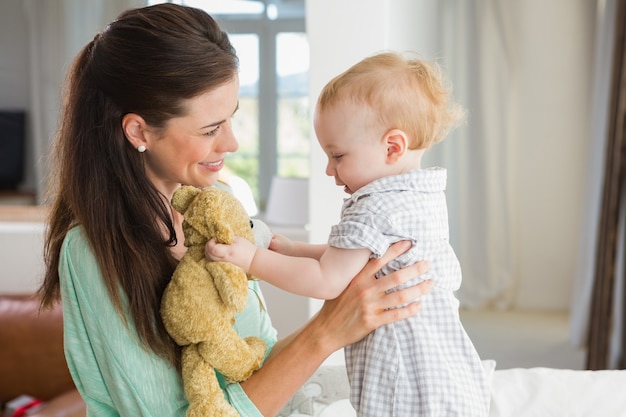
[313,240,432,352]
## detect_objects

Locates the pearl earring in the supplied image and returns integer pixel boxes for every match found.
[137,145,146,153]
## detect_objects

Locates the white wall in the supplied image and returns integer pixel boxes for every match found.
[0,222,46,293]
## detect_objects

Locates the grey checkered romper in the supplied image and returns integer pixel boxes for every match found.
[329,168,491,417]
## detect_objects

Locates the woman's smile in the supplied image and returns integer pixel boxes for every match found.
[199,159,224,172]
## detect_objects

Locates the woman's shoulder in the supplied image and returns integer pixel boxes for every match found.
[62,226,95,259]
[59,226,101,287]
[62,225,86,250]
[64,225,87,243]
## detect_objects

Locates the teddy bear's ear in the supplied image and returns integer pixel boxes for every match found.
[171,185,201,214]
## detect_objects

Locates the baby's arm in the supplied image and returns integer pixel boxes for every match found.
[269,233,327,260]
[206,237,371,299]
[252,244,371,298]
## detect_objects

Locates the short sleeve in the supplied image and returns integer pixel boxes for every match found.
[223,383,264,416]
[329,202,396,257]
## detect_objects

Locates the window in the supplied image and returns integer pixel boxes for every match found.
[149,0,310,210]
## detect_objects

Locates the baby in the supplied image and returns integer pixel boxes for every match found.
[208,51,491,417]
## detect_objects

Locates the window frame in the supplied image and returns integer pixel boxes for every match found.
[218,17,306,208]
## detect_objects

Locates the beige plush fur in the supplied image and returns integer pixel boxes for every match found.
[161,185,267,417]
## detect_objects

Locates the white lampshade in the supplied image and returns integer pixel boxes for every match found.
[264,176,309,226]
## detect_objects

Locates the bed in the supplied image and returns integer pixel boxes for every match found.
[278,361,626,417]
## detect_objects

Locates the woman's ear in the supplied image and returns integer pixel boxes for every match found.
[121,113,149,151]
[384,129,408,163]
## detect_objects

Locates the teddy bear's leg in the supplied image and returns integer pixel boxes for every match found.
[182,344,240,417]
[198,331,267,383]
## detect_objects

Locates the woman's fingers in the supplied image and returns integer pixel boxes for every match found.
[316,241,433,348]
[376,253,432,306]
[376,297,424,326]
[379,258,431,294]
[379,277,433,317]
[360,240,412,278]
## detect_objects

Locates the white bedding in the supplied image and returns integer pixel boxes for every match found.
[490,366,626,417]
[278,361,626,417]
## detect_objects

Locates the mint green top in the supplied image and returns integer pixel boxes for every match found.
[59,227,278,416]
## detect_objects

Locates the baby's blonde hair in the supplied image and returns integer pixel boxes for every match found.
[317,51,466,150]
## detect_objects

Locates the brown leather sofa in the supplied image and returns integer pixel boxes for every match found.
[0,294,86,417]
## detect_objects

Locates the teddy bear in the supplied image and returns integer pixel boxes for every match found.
[160,185,269,417]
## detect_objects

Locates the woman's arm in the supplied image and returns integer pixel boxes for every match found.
[240,240,432,416]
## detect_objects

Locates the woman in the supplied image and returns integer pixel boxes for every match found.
[38,4,432,416]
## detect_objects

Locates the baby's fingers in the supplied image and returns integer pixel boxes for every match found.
[205,238,225,260]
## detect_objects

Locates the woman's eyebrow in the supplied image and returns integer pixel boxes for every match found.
[200,101,239,129]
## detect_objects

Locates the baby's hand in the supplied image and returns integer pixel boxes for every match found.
[205,236,257,272]
[268,233,295,256]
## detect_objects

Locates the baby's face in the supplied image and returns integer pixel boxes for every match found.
[313,100,389,195]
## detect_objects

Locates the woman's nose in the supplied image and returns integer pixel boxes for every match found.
[219,122,239,153]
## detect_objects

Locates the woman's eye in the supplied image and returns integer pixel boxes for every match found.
[332,154,343,160]
[204,125,221,137]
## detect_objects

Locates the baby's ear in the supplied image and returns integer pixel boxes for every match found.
[384,129,408,163]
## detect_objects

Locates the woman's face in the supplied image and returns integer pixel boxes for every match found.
[142,77,240,198]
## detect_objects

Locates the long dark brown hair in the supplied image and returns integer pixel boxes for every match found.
[39,3,238,368]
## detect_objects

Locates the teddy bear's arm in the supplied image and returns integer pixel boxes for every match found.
[161,259,245,345]
[205,260,249,311]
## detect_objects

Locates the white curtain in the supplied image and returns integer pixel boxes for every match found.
[22,0,144,203]
[424,0,519,309]
[569,0,622,367]
[420,0,597,312]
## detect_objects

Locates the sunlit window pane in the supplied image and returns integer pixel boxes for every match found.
[276,32,310,178]
[165,0,265,15]
[228,34,260,200]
